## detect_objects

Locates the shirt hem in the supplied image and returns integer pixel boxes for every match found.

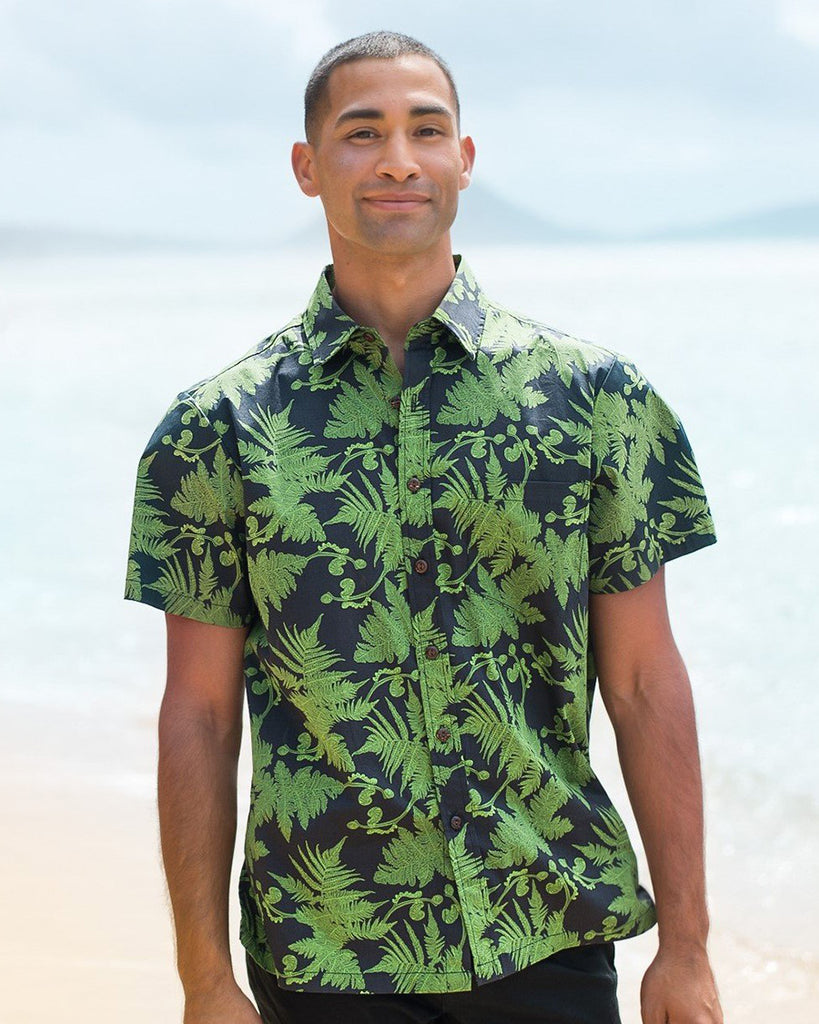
[589,530,717,594]
[123,584,253,627]
[241,908,657,993]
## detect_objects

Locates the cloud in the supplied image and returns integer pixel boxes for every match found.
[330,0,819,121]
[0,0,342,238]
[472,72,819,232]
[2,0,338,129]
[3,1,819,239]
[227,0,336,62]
[778,0,819,47]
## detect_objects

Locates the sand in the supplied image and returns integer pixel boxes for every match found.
[2,697,817,1024]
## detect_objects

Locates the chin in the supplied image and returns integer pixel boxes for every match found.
[329,217,452,260]
[364,225,451,257]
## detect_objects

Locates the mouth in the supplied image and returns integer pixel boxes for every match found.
[362,194,431,211]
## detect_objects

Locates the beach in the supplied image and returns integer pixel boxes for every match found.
[3,691,817,1022]
[1,243,817,1021]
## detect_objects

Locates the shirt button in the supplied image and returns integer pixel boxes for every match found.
[435,725,451,743]
[362,332,375,342]
[425,644,439,660]
[407,476,422,492]
[450,814,463,831]
[390,396,401,408]
[414,558,429,574]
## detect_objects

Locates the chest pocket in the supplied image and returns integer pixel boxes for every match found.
[509,476,590,530]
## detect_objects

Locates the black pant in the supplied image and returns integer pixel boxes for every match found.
[246,943,621,1024]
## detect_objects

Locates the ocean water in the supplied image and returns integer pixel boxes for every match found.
[1,242,817,952]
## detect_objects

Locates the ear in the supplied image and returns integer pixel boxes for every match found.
[291,141,320,198]
[458,135,476,191]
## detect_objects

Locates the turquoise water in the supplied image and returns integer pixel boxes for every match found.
[1,242,816,823]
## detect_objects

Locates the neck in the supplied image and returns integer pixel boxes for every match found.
[327,235,458,350]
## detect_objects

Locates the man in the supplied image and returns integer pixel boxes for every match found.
[125,30,723,1024]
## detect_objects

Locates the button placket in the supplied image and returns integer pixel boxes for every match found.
[397,342,487,967]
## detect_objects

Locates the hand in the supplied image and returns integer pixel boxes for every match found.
[183,979,264,1024]
[640,946,723,1024]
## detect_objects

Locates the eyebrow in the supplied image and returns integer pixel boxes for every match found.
[334,104,454,128]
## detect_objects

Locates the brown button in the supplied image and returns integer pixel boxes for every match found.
[450,814,463,831]
[362,332,374,342]
[435,725,451,743]
[414,558,428,574]
[425,644,439,660]
[407,476,422,492]
[390,396,401,408]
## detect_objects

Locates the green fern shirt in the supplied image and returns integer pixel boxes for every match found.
[124,256,716,994]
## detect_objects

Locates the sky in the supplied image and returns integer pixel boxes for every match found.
[3,0,819,242]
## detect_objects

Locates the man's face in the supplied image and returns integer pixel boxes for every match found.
[292,55,474,260]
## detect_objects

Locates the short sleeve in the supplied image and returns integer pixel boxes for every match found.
[588,356,717,593]
[124,394,256,627]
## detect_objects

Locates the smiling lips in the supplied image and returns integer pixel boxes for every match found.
[363,192,430,210]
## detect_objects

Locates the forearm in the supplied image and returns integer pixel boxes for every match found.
[591,574,722,1020]
[606,654,709,950]
[158,692,242,995]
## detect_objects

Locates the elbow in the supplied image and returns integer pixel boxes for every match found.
[158,688,243,757]
[600,658,696,737]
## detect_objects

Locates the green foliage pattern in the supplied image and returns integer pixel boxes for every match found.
[125,258,716,993]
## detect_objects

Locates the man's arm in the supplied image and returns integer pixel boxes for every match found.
[158,613,262,1024]
[590,567,723,1024]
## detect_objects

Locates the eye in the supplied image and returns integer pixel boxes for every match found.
[417,126,444,136]
[348,128,378,140]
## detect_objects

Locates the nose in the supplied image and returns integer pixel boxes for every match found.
[375,132,421,182]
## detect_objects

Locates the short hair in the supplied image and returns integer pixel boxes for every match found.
[304,30,460,144]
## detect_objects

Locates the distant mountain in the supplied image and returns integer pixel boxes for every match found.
[4,194,819,255]
[454,181,609,244]
[282,181,608,249]
[0,224,217,256]
[641,200,819,241]
[283,190,819,245]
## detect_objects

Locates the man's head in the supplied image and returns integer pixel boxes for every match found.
[292,31,474,262]
[304,31,460,146]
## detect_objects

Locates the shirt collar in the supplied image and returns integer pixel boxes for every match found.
[301,254,487,366]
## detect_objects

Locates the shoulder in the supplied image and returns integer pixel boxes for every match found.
[481,297,633,394]
[141,316,306,464]
[174,315,305,422]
